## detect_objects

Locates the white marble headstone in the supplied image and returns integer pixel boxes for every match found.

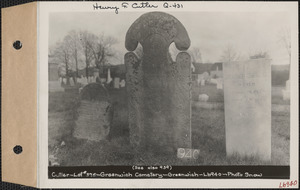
[282,80,290,100]
[82,77,88,85]
[69,78,75,86]
[223,59,271,161]
[216,78,223,89]
[200,79,205,86]
[114,77,120,88]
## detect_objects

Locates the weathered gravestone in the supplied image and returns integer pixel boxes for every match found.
[125,12,192,153]
[69,77,75,86]
[114,77,120,89]
[81,76,88,86]
[282,79,290,100]
[199,94,209,102]
[216,78,223,89]
[73,83,113,141]
[93,68,100,83]
[223,59,271,161]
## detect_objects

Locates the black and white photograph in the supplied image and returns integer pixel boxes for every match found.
[1,1,298,189]
[44,1,297,185]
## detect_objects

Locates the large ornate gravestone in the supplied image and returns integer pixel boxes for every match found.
[223,59,271,161]
[125,12,192,153]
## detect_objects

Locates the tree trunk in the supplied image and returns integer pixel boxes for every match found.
[85,49,89,78]
[65,54,70,85]
[75,49,78,83]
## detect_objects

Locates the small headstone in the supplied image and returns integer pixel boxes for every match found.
[217,82,223,89]
[77,77,82,84]
[69,78,75,86]
[210,78,217,84]
[73,83,113,141]
[223,59,271,161]
[82,77,88,85]
[285,80,290,91]
[91,76,96,83]
[94,69,100,78]
[216,78,223,89]
[200,79,205,86]
[282,80,290,101]
[120,79,126,88]
[88,76,91,83]
[114,77,120,88]
[107,68,112,84]
[199,94,209,102]
[100,78,107,84]
[197,74,204,86]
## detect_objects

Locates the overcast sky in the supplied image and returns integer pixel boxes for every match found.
[49,11,290,65]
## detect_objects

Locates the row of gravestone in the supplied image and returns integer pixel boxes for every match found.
[73,12,272,161]
[60,76,126,88]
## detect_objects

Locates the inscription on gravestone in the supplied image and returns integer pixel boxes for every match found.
[125,12,192,153]
[223,59,271,161]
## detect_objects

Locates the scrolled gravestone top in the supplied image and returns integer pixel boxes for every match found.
[125,12,191,52]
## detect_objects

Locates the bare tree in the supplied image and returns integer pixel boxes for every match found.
[278,27,291,64]
[51,40,72,84]
[189,47,202,63]
[220,44,240,62]
[89,34,118,73]
[277,27,291,80]
[64,30,81,79]
[79,31,96,77]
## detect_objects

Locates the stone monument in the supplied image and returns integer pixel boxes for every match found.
[223,59,271,161]
[282,79,290,101]
[125,12,192,153]
[114,77,120,89]
[73,83,113,141]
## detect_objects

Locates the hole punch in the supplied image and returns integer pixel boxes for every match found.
[13,40,22,50]
[13,145,23,154]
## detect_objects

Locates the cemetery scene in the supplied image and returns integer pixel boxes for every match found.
[48,11,291,166]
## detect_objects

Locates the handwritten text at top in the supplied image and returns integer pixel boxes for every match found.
[93,2,184,14]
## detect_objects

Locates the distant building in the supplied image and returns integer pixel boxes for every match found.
[191,62,213,81]
[210,62,223,78]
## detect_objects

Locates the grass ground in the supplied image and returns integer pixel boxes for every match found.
[48,85,290,166]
